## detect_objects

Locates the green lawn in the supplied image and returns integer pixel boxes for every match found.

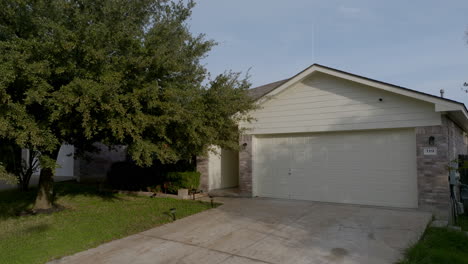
[0,182,214,264]
[399,225,468,264]
[459,214,468,231]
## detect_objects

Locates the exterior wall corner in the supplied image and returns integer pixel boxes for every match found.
[196,155,209,192]
[239,135,253,196]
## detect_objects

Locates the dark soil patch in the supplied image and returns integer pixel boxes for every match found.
[17,204,66,216]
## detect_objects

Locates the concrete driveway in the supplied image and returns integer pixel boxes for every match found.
[50,198,431,264]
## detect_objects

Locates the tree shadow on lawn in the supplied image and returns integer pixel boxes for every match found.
[53,181,120,201]
[0,182,120,220]
[23,223,51,233]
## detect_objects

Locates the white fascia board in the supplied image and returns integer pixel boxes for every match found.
[436,104,468,120]
[447,111,468,132]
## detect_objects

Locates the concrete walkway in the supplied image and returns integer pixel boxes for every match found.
[50,198,431,264]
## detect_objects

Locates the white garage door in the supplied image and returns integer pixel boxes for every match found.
[253,129,417,208]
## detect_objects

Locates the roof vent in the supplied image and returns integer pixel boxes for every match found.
[440,89,445,98]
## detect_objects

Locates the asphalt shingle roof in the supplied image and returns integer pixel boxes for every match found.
[248,79,290,100]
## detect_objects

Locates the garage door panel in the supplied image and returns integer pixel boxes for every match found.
[254,129,418,208]
[256,166,290,199]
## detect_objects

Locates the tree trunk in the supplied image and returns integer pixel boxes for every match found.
[33,148,60,210]
[19,180,28,192]
[33,167,55,210]
[20,149,38,192]
[19,170,33,192]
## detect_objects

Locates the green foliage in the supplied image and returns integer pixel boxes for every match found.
[38,155,58,170]
[152,185,162,193]
[0,0,256,170]
[399,227,468,264]
[0,140,21,174]
[106,161,157,191]
[0,163,17,185]
[107,159,196,191]
[0,140,20,184]
[166,171,200,193]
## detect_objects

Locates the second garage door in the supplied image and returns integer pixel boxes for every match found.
[253,129,418,208]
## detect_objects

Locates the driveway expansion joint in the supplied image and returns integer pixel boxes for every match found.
[139,233,275,264]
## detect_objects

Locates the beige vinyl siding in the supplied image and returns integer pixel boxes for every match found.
[242,72,441,134]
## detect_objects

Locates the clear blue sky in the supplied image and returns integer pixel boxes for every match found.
[188,0,468,105]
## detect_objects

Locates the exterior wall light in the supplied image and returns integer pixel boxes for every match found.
[428,136,435,146]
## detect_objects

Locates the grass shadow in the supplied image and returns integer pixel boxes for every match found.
[0,181,120,220]
[163,211,175,221]
[0,188,37,220]
[23,223,51,234]
[458,214,468,231]
[53,181,120,201]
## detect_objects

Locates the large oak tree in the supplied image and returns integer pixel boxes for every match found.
[0,0,255,210]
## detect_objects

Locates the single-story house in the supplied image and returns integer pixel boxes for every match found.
[197,64,468,219]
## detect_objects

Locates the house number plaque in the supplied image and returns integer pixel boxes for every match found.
[423,147,437,155]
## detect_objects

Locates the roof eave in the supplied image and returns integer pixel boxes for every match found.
[447,110,468,132]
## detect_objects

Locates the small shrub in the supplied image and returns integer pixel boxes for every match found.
[107,161,160,190]
[165,171,200,193]
[150,185,162,193]
[106,158,197,192]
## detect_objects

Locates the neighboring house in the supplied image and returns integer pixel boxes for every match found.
[0,143,125,190]
[73,143,127,183]
[0,145,76,191]
[197,64,468,219]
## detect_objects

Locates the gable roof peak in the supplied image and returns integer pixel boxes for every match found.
[249,63,465,108]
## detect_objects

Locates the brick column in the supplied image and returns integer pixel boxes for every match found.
[196,156,209,192]
[239,135,253,196]
[416,121,450,219]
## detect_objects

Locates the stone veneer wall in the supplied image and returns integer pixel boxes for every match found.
[196,156,209,191]
[447,115,468,210]
[239,135,253,196]
[447,117,468,162]
[416,115,467,219]
[76,143,127,182]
